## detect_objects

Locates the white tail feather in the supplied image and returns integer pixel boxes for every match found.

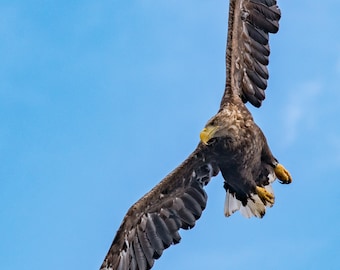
[240,194,266,218]
[224,183,275,218]
[239,204,253,218]
[268,171,276,183]
[224,189,241,217]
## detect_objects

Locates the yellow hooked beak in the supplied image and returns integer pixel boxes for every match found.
[199,125,219,145]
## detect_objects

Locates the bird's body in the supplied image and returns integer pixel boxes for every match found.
[100,0,292,269]
[202,100,279,217]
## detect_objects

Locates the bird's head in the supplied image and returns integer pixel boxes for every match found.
[200,106,249,146]
[199,117,227,145]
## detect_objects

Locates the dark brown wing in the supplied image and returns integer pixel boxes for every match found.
[100,146,218,270]
[221,0,281,108]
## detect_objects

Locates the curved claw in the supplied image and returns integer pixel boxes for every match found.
[275,164,292,184]
[256,186,275,205]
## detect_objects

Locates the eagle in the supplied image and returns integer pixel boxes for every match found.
[100,0,292,269]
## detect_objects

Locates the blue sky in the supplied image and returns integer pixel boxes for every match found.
[1,0,340,269]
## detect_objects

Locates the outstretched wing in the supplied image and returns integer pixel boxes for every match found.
[100,146,218,270]
[220,0,281,108]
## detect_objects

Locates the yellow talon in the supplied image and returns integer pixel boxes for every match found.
[256,186,275,205]
[275,164,292,184]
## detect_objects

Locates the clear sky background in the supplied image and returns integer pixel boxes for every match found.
[1,0,339,269]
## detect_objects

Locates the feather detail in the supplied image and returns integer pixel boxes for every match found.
[221,0,281,108]
[224,169,276,219]
[224,190,266,218]
[224,189,241,217]
[100,158,215,270]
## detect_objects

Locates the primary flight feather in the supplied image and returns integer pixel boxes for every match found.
[100,0,292,269]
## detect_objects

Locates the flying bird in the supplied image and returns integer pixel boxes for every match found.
[100,0,292,269]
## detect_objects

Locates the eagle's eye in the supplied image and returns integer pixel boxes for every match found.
[207,138,217,146]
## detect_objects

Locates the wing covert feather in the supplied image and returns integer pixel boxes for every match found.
[100,146,218,270]
[221,0,281,108]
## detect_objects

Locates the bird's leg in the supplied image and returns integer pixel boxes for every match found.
[260,142,292,184]
[256,186,275,205]
[274,164,292,184]
[261,144,292,184]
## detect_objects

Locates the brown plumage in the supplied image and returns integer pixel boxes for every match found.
[100,0,292,269]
